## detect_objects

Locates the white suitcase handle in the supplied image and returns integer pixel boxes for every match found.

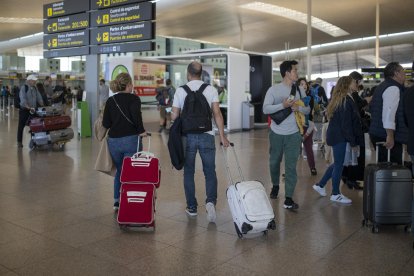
[220,142,245,185]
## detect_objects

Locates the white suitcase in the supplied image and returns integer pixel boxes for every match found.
[222,143,276,238]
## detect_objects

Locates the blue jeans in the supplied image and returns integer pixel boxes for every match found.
[318,142,347,195]
[184,133,217,208]
[107,135,142,202]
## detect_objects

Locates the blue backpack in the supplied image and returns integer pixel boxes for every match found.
[310,84,321,104]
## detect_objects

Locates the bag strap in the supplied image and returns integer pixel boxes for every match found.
[112,95,135,127]
[182,83,209,94]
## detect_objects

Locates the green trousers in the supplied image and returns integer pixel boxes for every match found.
[269,131,302,198]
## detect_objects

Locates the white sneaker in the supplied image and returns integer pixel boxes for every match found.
[312,184,327,197]
[206,202,216,223]
[330,194,352,204]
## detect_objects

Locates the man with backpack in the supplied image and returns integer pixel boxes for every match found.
[171,61,230,223]
[17,74,44,148]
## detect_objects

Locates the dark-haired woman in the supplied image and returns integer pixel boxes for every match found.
[298,78,317,176]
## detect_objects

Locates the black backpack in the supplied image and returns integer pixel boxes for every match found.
[14,85,28,109]
[168,117,185,170]
[181,83,212,134]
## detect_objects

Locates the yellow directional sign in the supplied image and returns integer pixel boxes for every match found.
[90,22,154,45]
[43,13,89,34]
[43,30,89,49]
[91,0,150,10]
[90,2,154,27]
[44,0,89,19]
[103,32,109,42]
[103,14,109,24]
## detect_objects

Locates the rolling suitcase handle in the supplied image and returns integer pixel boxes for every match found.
[220,142,245,185]
[132,133,153,161]
[375,142,405,163]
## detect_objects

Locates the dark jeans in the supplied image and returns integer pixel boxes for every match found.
[183,133,217,208]
[318,142,347,195]
[370,135,403,164]
[17,109,31,143]
[107,135,141,201]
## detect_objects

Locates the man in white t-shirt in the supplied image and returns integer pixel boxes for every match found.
[171,61,230,223]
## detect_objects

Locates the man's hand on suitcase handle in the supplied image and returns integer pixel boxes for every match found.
[220,141,233,147]
[139,132,151,137]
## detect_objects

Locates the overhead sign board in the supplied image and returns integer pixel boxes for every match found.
[44,30,90,49]
[90,22,154,45]
[44,46,90,58]
[44,0,90,19]
[90,2,154,27]
[44,13,89,34]
[90,41,154,54]
[90,0,148,10]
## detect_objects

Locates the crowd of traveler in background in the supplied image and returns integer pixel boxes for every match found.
[8,59,413,220]
[264,60,413,209]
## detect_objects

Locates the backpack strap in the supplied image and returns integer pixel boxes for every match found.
[182,83,209,94]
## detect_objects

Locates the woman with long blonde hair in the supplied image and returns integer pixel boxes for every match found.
[312,76,363,204]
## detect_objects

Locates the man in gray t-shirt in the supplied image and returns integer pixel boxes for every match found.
[263,60,309,209]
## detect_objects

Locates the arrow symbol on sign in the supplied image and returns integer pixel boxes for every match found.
[97,0,102,6]
[97,33,101,42]
[47,25,52,31]
[48,40,51,47]
[97,16,101,24]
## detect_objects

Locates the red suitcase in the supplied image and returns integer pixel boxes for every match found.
[29,116,71,132]
[120,152,160,188]
[117,183,156,228]
[118,134,160,229]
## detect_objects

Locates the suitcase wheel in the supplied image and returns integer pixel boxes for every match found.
[119,224,128,231]
[371,225,379,233]
[241,222,253,234]
[234,222,243,239]
[404,225,411,233]
[362,219,368,227]
[267,220,276,230]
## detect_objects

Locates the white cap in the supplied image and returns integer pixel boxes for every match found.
[27,74,38,81]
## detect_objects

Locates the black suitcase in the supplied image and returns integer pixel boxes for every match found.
[362,143,413,233]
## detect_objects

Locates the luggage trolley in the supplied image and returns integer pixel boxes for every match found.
[28,106,74,150]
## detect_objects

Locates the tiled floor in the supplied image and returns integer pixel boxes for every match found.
[0,104,413,276]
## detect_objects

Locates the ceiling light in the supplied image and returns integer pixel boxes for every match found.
[240,2,349,37]
[267,30,414,56]
[0,17,42,24]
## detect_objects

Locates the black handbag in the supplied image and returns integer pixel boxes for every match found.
[269,85,297,125]
[270,108,292,125]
